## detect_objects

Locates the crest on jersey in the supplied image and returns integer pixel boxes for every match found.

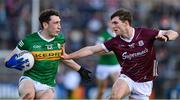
[138,40,144,46]
[57,43,61,49]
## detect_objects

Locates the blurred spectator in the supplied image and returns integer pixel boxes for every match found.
[66,29,85,52]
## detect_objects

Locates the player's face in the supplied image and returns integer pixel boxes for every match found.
[47,15,61,37]
[110,16,128,36]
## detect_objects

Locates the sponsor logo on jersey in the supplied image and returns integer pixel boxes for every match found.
[32,50,63,60]
[33,45,41,49]
[122,48,148,60]
[119,45,125,48]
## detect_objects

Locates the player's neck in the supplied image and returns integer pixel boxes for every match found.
[121,27,134,39]
[128,27,134,38]
[40,30,54,40]
[120,27,134,42]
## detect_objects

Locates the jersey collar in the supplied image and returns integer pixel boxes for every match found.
[120,28,135,42]
[38,31,55,42]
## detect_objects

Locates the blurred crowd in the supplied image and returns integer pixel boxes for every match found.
[0,0,180,99]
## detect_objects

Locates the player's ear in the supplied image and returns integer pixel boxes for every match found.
[124,20,130,26]
[42,22,48,29]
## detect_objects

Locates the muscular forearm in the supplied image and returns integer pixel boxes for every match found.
[68,46,95,59]
[98,51,114,56]
[63,44,104,60]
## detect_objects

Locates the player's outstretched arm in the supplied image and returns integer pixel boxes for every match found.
[63,44,105,60]
[156,30,179,42]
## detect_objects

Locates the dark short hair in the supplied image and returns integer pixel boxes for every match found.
[39,9,60,29]
[111,8,132,25]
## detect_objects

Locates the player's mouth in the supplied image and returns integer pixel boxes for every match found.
[56,30,60,33]
[114,29,118,33]
[53,31,60,36]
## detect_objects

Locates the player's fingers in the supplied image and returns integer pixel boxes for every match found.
[12,54,18,58]
[61,54,69,60]
[17,58,24,62]
[161,35,167,42]
[18,59,28,65]
[21,59,29,64]
[60,55,65,59]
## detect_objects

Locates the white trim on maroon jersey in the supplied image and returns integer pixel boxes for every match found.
[101,43,109,52]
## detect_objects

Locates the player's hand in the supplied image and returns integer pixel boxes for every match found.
[78,67,94,81]
[61,54,71,60]
[5,54,28,71]
[155,34,168,42]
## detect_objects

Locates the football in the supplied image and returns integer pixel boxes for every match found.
[17,50,34,71]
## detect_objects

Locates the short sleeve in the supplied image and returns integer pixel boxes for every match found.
[145,28,159,39]
[103,39,114,52]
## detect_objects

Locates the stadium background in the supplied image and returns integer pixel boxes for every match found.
[0,0,180,99]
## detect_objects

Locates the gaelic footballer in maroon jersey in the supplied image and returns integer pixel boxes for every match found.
[62,8,179,99]
[103,27,159,82]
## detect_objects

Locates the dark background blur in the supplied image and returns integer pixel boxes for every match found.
[0,0,180,99]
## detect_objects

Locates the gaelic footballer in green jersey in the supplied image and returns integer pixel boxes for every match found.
[5,9,94,99]
[17,32,65,87]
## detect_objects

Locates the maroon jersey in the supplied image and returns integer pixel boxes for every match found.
[104,27,159,82]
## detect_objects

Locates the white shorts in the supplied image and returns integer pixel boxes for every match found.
[119,74,153,100]
[96,64,121,80]
[19,76,54,92]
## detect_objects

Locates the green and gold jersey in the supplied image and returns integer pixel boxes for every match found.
[17,32,65,87]
[97,29,119,65]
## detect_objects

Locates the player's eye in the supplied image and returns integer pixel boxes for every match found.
[112,21,118,25]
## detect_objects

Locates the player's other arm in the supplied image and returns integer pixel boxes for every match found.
[156,30,179,42]
[62,58,94,81]
[61,58,81,71]
[61,44,94,80]
[62,54,94,80]
[59,44,80,71]
[63,44,105,60]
